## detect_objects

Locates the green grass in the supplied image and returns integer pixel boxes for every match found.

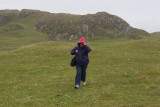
[0,22,49,51]
[0,39,160,106]
[142,32,160,41]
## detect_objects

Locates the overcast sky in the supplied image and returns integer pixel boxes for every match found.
[0,0,160,33]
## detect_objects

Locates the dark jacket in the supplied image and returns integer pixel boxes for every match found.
[71,45,91,65]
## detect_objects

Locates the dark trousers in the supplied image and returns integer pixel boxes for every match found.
[75,64,88,85]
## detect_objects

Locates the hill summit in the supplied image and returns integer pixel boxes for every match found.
[0,9,150,41]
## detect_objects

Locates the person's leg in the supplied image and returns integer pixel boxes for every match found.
[81,64,88,82]
[75,65,82,86]
[81,66,84,81]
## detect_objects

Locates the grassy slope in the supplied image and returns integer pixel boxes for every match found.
[0,39,160,106]
[150,32,160,40]
[142,32,160,41]
[0,15,49,51]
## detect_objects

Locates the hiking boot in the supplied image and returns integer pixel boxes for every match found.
[75,85,79,89]
[83,82,86,85]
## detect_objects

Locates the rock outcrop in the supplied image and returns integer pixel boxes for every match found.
[34,11,150,40]
[0,9,150,41]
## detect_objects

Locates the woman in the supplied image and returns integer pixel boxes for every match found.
[71,37,91,89]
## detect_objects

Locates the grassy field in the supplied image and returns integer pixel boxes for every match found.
[0,37,160,106]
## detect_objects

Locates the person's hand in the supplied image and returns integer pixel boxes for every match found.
[75,50,78,53]
[82,41,86,45]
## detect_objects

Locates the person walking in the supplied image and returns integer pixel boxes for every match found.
[71,37,91,89]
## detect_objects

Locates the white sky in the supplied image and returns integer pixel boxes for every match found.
[0,0,160,33]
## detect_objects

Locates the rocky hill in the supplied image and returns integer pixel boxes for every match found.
[0,9,150,41]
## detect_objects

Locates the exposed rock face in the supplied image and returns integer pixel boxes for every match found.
[0,15,11,24]
[54,33,68,40]
[69,35,81,41]
[34,11,149,40]
[18,9,39,21]
[0,10,19,24]
[0,9,150,40]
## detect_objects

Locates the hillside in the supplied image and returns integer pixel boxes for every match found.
[0,10,49,51]
[150,32,160,40]
[0,9,159,107]
[140,32,160,41]
[0,9,150,41]
[0,39,160,106]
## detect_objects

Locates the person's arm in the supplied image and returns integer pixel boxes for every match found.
[71,47,78,55]
[86,45,91,53]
